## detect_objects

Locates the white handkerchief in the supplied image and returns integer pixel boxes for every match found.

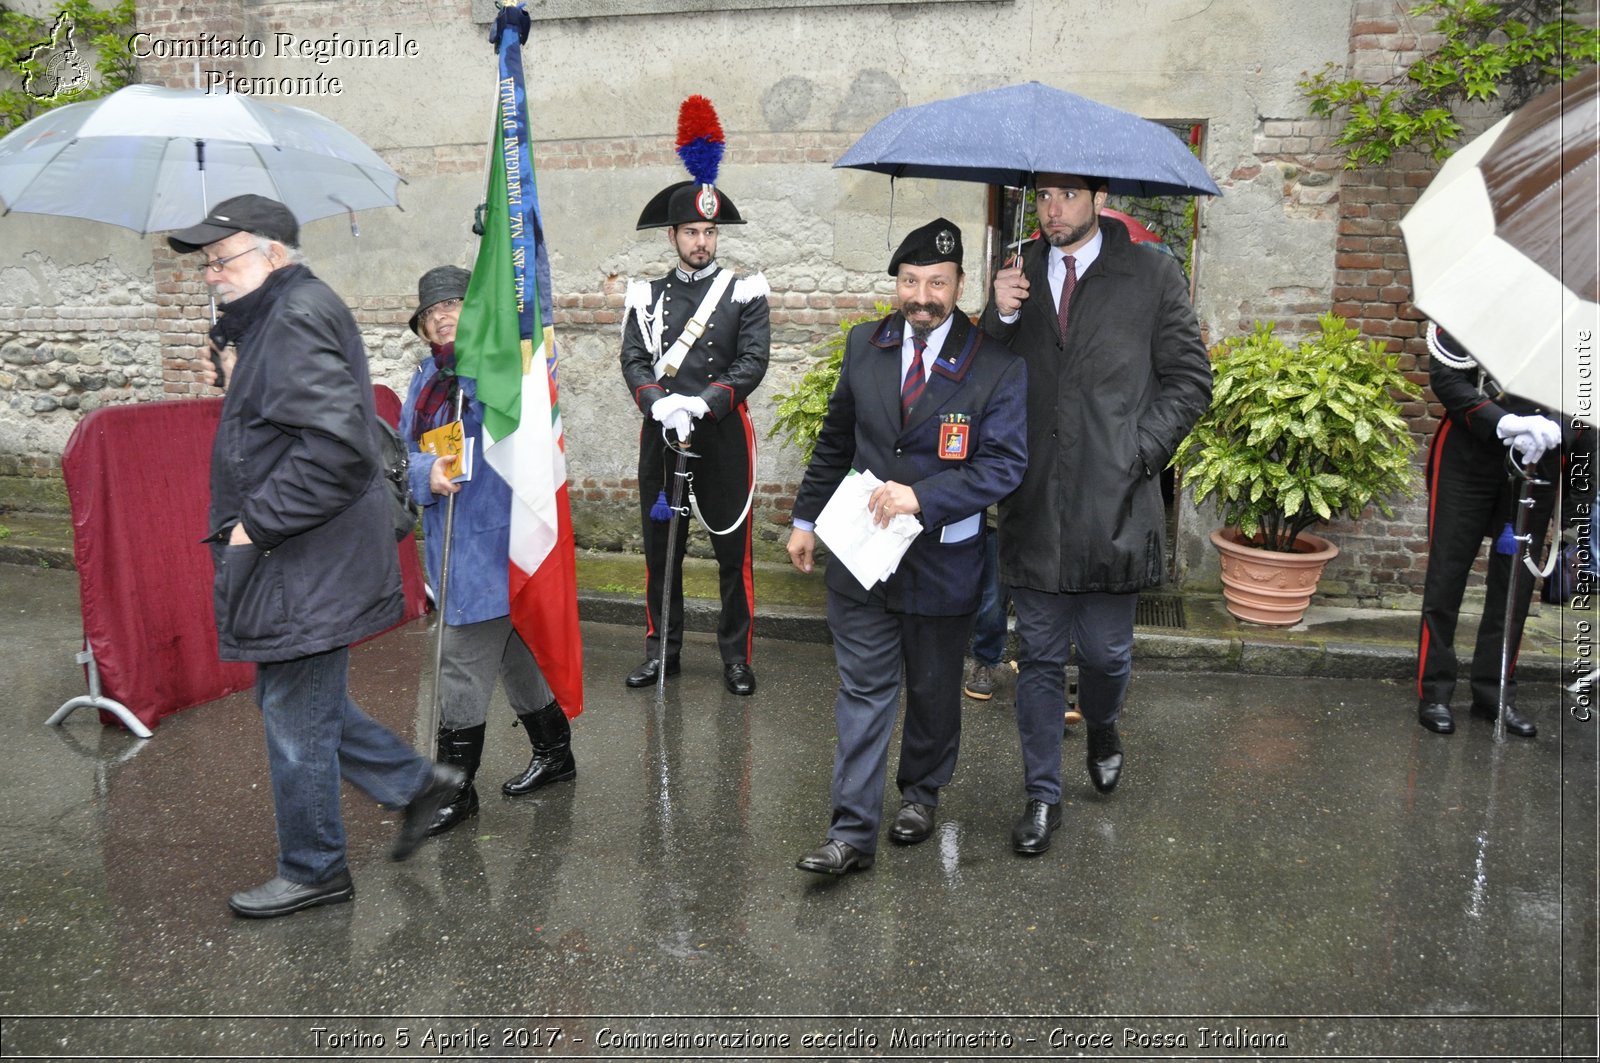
[813,469,922,590]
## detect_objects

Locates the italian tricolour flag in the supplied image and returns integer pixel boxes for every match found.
[454,16,583,718]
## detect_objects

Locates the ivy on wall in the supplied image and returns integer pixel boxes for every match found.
[1301,0,1599,168]
[1,0,135,135]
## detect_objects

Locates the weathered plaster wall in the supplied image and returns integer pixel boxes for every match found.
[7,0,1459,601]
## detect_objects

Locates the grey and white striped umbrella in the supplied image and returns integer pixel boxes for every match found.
[1401,67,1598,418]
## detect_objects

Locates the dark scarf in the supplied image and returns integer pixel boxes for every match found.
[411,341,459,442]
[208,262,309,354]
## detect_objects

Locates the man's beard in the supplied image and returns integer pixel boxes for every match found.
[679,248,713,269]
[904,301,949,341]
[1045,216,1096,248]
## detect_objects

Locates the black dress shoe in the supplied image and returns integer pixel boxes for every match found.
[1086,724,1123,793]
[723,662,757,695]
[1011,799,1062,855]
[1470,703,1536,738]
[392,763,466,861]
[625,656,680,688]
[1418,702,1455,734]
[229,870,353,919]
[795,838,875,875]
[889,801,935,845]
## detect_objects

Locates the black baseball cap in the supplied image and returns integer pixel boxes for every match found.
[166,194,301,253]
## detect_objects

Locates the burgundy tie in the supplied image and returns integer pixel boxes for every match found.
[901,337,927,425]
[1057,254,1077,338]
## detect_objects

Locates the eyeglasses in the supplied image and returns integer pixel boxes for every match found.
[423,298,464,324]
[198,247,263,274]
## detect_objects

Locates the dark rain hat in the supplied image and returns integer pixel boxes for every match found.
[887,217,963,276]
[409,265,471,336]
[636,180,746,230]
[166,194,300,253]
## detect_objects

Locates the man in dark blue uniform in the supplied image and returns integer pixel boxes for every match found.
[787,219,1028,874]
[620,178,770,695]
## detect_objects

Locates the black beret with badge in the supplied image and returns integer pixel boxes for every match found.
[887,217,963,275]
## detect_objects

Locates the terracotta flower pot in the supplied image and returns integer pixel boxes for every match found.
[1209,527,1339,627]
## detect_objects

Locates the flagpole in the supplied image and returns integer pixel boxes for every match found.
[426,388,467,752]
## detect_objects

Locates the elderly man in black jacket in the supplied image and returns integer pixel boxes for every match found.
[980,173,1210,856]
[170,195,460,919]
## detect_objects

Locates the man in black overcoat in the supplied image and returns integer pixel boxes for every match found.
[980,173,1210,856]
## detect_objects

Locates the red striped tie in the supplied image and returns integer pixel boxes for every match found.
[1057,254,1077,338]
[901,337,927,425]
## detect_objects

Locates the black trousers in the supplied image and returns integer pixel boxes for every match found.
[824,592,973,854]
[637,405,756,665]
[1416,419,1556,709]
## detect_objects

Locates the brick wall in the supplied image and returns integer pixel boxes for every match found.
[1277,0,1451,601]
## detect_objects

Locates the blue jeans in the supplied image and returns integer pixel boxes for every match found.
[969,524,1009,667]
[256,647,431,884]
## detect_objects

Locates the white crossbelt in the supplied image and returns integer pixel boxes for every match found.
[654,267,734,379]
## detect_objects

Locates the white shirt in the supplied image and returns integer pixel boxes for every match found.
[999,227,1105,325]
[901,311,955,381]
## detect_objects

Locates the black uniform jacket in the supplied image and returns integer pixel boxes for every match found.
[793,311,1028,617]
[620,266,770,421]
[980,219,1211,593]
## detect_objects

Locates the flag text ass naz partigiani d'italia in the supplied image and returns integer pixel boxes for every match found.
[454,7,582,718]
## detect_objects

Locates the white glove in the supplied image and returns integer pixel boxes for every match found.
[682,396,710,420]
[1498,413,1561,449]
[663,408,691,441]
[1497,413,1561,465]
[650,394,687,421]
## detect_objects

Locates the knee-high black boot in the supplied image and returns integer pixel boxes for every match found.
[428,724,484,836]
[502,701,576,796]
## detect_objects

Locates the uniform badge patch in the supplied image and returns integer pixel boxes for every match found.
[935,229,955,255]
[938,416,970,460]
[696,184,720,219]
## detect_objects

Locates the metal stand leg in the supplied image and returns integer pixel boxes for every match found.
[45,645,152,740]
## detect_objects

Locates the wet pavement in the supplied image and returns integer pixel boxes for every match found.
[1,562,1596,1062]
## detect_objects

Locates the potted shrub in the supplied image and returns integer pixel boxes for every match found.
[1172,313,1422,625]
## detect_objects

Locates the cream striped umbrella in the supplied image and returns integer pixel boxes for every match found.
[1400,66,1599,419]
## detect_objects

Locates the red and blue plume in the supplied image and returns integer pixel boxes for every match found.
[676,95,725,186]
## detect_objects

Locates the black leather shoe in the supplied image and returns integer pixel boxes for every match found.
[1011,799,1061,855]
[889,801,935,845]
[795,838,875,875]
[625,656,680,688]
[392,763,466,861]
[724,662,757,696]
[1086,724,1123,793]
[229,870,353,919]
[1470,703,1536,738]
[1418,702,1455,734]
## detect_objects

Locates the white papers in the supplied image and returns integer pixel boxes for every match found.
[813,469,922,590]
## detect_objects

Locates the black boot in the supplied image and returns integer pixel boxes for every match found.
[503,701,577,797]
[427,724,484,836]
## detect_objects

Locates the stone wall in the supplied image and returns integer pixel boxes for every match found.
[1,0,1468,601]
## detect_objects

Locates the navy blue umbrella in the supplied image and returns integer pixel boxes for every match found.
[835,81,1220,197]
